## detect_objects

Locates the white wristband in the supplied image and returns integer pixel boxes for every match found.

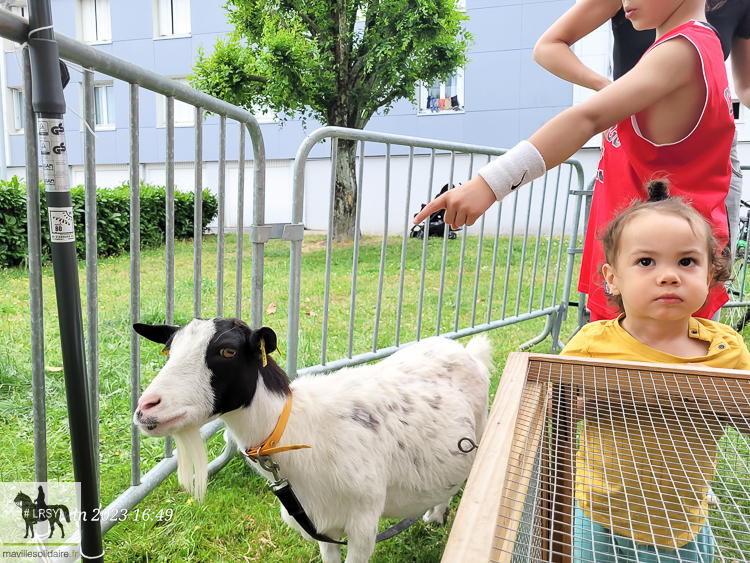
[477,141,546,202]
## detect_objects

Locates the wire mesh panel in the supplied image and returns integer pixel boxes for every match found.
[444,353,750,563]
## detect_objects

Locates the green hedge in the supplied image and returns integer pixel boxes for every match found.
[0,176,219,268]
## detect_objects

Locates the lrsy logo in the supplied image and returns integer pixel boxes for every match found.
[52,144,66,154]
[13,487,70,539]
[51,124,64,135]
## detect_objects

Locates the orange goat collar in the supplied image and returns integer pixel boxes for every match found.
[245,393,311,459]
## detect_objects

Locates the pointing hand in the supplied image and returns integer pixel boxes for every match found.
[413,176,497,230]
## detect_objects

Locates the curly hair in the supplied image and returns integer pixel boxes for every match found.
[598,178,732,314]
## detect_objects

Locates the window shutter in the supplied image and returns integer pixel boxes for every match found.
[173,0,191,35]
[156,79,194,126]
[105,85,115,125]
[174,79,193,124]
[14,90,24,131]
[81,0,97,42]
[157,0,173,36]
[175,99,192,124]
[18,90,24,131]
[95,0,111,42]
[94,86,105,125]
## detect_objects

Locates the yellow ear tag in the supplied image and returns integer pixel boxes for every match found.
[260,338,268,368]
[161,348,169,357]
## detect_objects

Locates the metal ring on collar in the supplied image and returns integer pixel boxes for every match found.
[457,437,478,453]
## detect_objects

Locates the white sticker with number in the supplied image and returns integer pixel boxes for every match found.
[38,118,69,192]
[48,207,75,243]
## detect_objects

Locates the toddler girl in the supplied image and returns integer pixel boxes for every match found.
[562,179,750,563]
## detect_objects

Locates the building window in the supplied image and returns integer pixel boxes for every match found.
[10,88,24,133]
[154,0,191,38]
[78,0,111,43]
[156,78,195,127]
[9,2,27,19]
[94,83,115,129]
[418,71,464,114]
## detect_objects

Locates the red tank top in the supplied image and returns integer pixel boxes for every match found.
[579,20,735,320]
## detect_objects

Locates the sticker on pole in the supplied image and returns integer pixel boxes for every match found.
[48,207,75,243]
[38,119,69,193]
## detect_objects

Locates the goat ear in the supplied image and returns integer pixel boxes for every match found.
[248,327,277,355]
[133,323,180,344]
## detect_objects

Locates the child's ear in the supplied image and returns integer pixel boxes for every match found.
[601,263,621,295]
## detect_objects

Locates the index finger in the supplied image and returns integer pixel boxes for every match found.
[413,194,448,225]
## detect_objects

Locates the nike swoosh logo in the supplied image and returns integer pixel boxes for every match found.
[510,171,526,191]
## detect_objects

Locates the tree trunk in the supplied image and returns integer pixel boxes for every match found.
[332,139,358,241]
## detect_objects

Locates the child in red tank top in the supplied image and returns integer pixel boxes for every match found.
[581,20,735,320]
[413,0,735,326]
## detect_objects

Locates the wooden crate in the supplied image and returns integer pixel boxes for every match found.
[443,353,750,563]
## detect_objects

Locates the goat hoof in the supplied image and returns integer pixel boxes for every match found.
[423,502,451,525]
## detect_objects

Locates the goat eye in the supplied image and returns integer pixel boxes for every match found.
[161,348,169,357]
[220,348,236,358]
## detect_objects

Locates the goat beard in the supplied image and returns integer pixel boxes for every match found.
[173,427,208,502]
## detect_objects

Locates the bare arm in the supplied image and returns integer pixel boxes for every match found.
[731,35,750,108]
[529,37,700,169]
[414,37,701,228]
[533,0,621,92]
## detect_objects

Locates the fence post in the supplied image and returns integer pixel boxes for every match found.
[217,115,226,317]
[22,46,46,485]
[83,65,99,488]
[129,84,141,489]
[165,96,175,459]
[249,120,266,330]
[27,0,103,560]
[194,107,203,317]
[235,124,245,319]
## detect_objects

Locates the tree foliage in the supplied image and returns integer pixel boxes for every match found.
[192,0,471,240]
[191,0,472,128]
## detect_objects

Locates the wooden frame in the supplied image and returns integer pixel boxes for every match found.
[442,352,750,563]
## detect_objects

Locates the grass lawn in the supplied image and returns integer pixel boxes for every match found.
[0,233,748,562]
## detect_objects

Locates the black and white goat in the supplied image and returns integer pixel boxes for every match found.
[133,318,491,563]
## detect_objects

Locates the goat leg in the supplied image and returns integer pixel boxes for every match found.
[342,512,379,563]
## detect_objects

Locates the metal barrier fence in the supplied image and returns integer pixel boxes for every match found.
[286,127,587,378]
[1,6,594,554]
[0,7,267,542]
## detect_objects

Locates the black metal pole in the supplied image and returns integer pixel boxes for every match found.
[26,1,104,561]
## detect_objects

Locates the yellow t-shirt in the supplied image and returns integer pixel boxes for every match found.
[561,315,750,549]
